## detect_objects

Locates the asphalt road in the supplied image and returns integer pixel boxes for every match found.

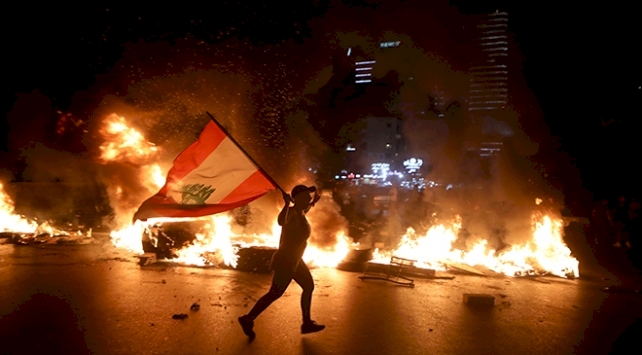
[1,237,641,355]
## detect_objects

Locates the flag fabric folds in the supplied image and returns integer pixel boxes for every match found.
[133,121,276,221]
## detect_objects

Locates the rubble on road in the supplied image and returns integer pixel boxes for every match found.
[3,229,97,246]
[137,253,157,266]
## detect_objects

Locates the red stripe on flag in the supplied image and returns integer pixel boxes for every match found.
[219,170,275,204]
[159,121,226,195]
[133,193,270,221]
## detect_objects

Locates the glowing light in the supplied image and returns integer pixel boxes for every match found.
[380,41,401,48]
[403,158,423,173]
[98,113,159,164]
[0,183,38,233]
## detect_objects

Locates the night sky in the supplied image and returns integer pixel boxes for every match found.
[2,1,640,199]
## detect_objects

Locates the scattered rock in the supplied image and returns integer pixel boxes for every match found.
[429,329,433,332]
[162,279,166,284]
[572,305,578,309]
[190,302,200,311]
[498,294,507,298]
[172,313,188,320]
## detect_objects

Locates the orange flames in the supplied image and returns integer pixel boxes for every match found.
[371,212,579,278]
[0,183,74,237]
[98,113,158,164]
[2,112,580,279]
[0,182,38,233]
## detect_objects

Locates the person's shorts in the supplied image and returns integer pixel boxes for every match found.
[270,253,298,274]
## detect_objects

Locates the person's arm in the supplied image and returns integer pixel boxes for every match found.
[278,191,292,226]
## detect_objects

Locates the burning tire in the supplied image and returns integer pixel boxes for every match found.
[336,248,373,272]
[234,246,276,274]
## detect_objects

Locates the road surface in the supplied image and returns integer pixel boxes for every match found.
[1,237,641,355]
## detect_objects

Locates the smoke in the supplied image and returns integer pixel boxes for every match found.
[2,1,587,251]
[66,33,346,234]
[307,194,350,247]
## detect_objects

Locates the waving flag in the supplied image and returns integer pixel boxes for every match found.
[133,117,277,221]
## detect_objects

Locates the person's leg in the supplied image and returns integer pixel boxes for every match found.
[238,269,292,339]
[247,270,292,320]
[292,261,314,323]
[293,261,325,333]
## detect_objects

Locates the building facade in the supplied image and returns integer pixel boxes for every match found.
[467,10,511,159]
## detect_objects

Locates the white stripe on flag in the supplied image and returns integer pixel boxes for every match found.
[166,137,258,204]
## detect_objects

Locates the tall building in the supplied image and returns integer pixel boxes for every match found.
[348,40,402,85]
[468,10,510,158]
[363,116,403,163]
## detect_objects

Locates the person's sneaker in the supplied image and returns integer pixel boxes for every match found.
[238,315,255,339]
[301,320,325,334]
[614,242,622,247]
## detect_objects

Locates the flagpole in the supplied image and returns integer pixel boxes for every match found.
[205,111,287,196]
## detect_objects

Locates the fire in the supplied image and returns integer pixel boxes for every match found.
[172,214,240,267]
[371,212,579,278]
[98,113,158,163]
[110,221,146,254]
[303,232,353,268]
[0,183,72,238]
[96,113,167,242]
[97,113,578,279]
[0,182,38,233]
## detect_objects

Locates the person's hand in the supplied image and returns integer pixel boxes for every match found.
[311,191,321,206]
[282,191,292,205]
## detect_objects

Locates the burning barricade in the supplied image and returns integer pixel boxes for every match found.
[0,182,96,245]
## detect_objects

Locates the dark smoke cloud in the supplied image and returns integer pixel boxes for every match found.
[2,1,587,250]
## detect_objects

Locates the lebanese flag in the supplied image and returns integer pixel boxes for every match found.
[133,120,276,221]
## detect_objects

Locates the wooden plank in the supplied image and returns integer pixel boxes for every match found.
[443,261,487,276]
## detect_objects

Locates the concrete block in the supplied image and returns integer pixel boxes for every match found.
[463,293,495,306]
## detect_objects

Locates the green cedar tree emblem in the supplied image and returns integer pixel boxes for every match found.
[179,183,216,204]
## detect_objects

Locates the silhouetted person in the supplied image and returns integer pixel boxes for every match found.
[613,196,630,248]
[238,185,324,340]
[590,199,613,246]
[628,198,640,248]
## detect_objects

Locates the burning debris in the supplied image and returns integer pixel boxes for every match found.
[0,110,582,281]
[0,183,96,245]
[368,211,579,278]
